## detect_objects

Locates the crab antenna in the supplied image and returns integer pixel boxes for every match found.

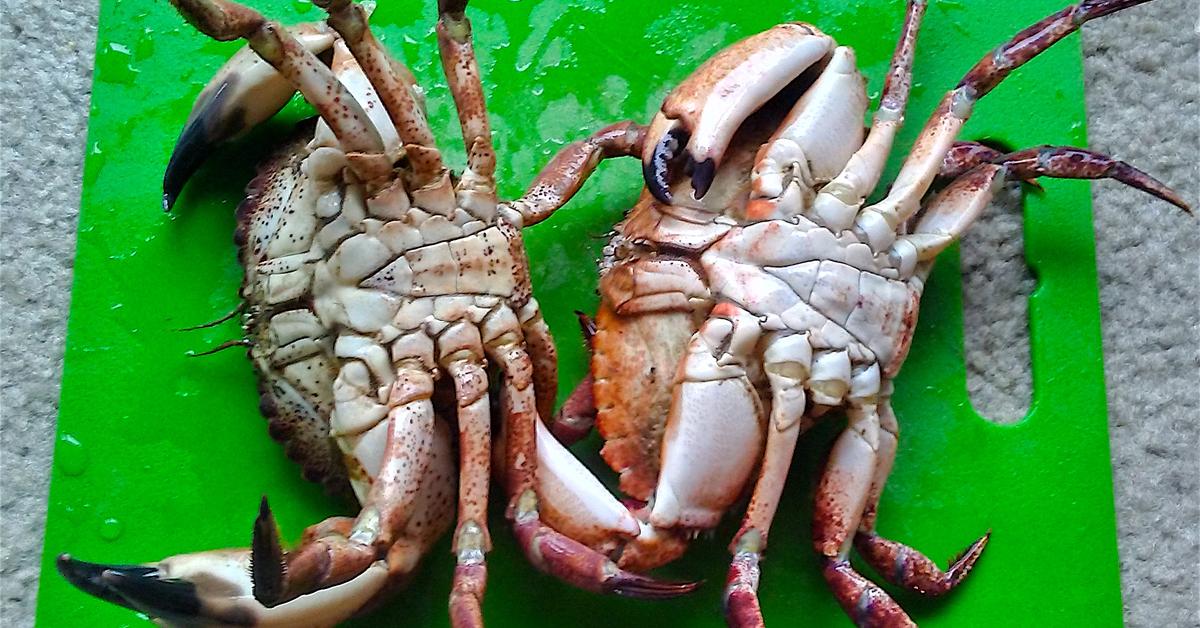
[187,338,252,357]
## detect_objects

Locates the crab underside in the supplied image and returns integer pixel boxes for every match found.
[57,0,1187,627]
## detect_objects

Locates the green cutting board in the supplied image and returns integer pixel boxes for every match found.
[38,0,1123,625]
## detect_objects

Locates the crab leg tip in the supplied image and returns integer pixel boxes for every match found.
[609,574,702,600]
[953,530,991,565]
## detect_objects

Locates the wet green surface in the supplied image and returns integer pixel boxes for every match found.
[39,0,1121,626]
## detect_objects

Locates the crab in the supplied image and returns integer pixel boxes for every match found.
[55,0,697,625]
[530,0,1190,626]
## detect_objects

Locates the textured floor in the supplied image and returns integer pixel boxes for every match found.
[1,0,1197,626]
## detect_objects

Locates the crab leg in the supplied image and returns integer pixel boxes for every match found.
[518,300,560,427]
[939,141,1007,180]
[724,333,811,628]
[315,0,449,191]
[889,146,1190,274]
[546,312,599,445]
[849,398,990,598]
[854,0,1161,251]
[250,357,437,607]
[436,0,499,213]
[504,121,646,226]
[813,403,917,628]
[992,146,1189,210]
[806,0,925,231]
[939,141,1048,190]
[170,0,383,158]
[439,324,493,628]
[480,307,696,599]
[546,376,597,444]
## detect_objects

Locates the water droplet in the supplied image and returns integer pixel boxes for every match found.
[134,28,155,60]
[63,505,81,523]
[531,84,544,96]
[99,517,124,542]
[56,434,88,476]
[84,141,106,188]
[97,42,139,85]
[293,0,313,14]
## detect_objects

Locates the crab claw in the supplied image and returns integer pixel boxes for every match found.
[57,549,390,627]
[163,23,335,211]
[56,555,202,619]
[642,22,834,203]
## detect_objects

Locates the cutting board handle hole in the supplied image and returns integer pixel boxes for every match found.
[960,184,1034,425]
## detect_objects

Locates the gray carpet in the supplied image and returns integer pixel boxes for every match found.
[1,1,1196,626]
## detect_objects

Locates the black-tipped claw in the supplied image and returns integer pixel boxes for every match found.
[607,573,703,600]
[163,81,243,212]
[643,126,689,205]
[690,157,716,199]
[57,553,202,618]
[251,496,287,606]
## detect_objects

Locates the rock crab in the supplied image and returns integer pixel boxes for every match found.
[538,0,1190,626]
[56,0,695,625]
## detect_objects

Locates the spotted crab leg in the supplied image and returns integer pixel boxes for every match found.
[938,141,1046,190]
[723,332,810,628]
[168,0,393,190]
[813,402,921,627]
[990,146,1188,210]
[852,400,991,599]
[436,0,499,215]
[481,304,698,600]
[162,21,335,210]
[506,121,647,226]
[854,0,1166,252]
[801,0,925,231]
[888,146,1190,276]
[250,357,440,607]
[314,0,450,195]
[517,301,561,431]
[171,0,383,157]
[939,141,1007,180]
[441,327,494,628]
[546,312,599,445]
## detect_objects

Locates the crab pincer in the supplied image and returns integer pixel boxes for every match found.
[642,23,834,203]
[161,21,337,211]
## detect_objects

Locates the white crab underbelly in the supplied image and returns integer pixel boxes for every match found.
[700,218,916,369]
